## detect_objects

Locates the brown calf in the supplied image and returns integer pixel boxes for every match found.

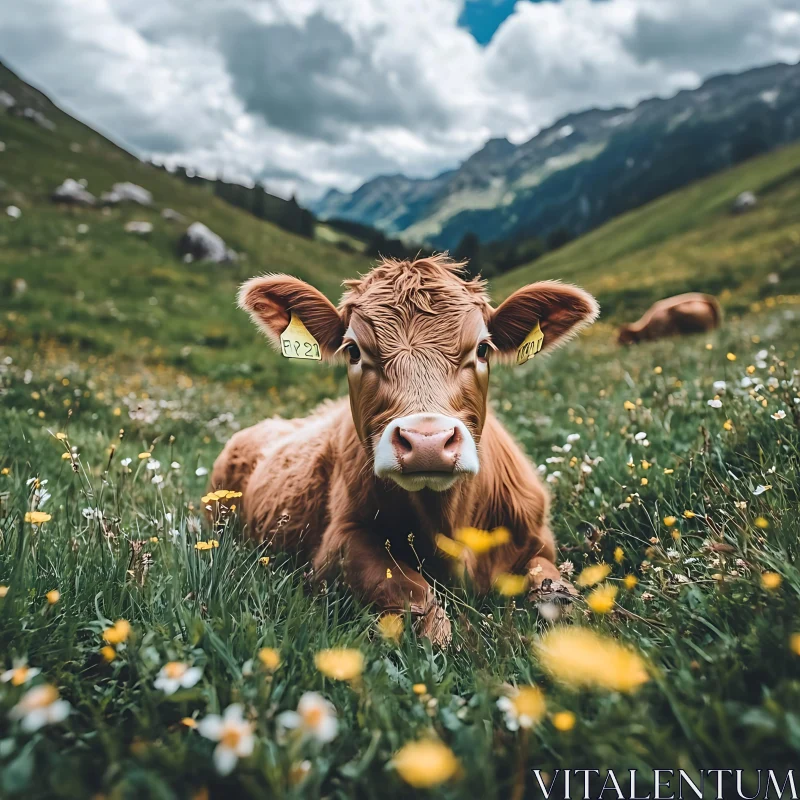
[618,293,721,345]
[211,256,598,646]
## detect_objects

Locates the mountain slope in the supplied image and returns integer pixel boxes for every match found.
[491,139,800,320]
[313,61,800,251]
[0,60,367,388]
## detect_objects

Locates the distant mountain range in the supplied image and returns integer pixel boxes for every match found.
[311,62,800,250]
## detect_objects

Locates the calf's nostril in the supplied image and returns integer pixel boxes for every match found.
[392,427,413,454]
[443,427,460,455]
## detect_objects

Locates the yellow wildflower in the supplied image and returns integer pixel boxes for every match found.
[754,517,769,529]
[576,563,611,587]
[393,741,459,789]
[623,574,638,590]
[587,584,618,614]
[683,510,696,519]
[746,365,756,375]
[552,711,576,732]
[726,352,737,362]
[194,540,220,551]
[138,452,151,459]
[258,648,280,671]
[536,627,649,693]
[613,547,624,564]
[24,511,52,525]
[315,648,364,682]
[386,568,393,579]
[435,534,466,559]
[101,646,117,663]
[663,516,677,527]
[653,366,662,375]
[640,460,651,470]
[259,556,270,566]
[453,526,510,554]
[103,619,131,645]
[1,468,9,475]
[181,717,198,729]
[377,613,404,643]
[498,685,546,730]
[723,419,734,431]
[663,468,674,475]
[641,477,648,486]
[790,634,800,657]
[761,572,782,590]
[46,589,60,605]
[0,586,8,598]
[493,573,529,596]
[623,400,636,411]
[412,683,427,695]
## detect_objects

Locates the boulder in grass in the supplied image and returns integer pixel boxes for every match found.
[178,222,237,263]
[6,205,21,219]
[124,220,154,235]
[52,178,96,206]
[161,207,186,223]
[0,91,16,111]
[733,191,757,213]
[102,182,153,206]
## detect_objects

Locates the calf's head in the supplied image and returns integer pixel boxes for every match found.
[240,256,598,492]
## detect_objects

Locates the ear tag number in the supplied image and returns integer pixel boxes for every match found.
[280,313,321,361]
[516,321,544,365]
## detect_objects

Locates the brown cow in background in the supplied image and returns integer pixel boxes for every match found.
[211,256,598,646]
[618,293,721,344]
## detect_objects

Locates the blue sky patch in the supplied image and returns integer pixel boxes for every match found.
[458,0,536,45]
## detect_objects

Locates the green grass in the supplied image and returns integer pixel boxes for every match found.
[494,141,800,318]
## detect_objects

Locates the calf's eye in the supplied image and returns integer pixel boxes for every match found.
[476,342,490,361]
[346,343,362,364]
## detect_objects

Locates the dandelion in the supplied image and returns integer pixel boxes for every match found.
[587,584,617,614]
[754,517,769,529]
[315,649,364,682]
[663,516,677,527]
[641,477,648,486]
[181,717,198,729]
[155,661,203,695]
[377,613,404,642]
[24,511,52,525]
[761,572,782,591]
[101,646,117,663]
[536,627,650,693]
[623,401,636,411]
[576,563,611,587]
[258,648,280,671]
[623,574,638,590]
[413,683,428,695]
[614,547,624,564]
[683,510,696,519]
[723,419,734,431]
[663,468,674,475]
[138,452,151,459]
[278,692,338,743]
[195,540,220,551]
[1,660,41,686]
[771,410,786,420]
[259,556,270,567]
[790,634,800,657]
[654,366,662,375]
[9,684,70,731]
[46,590,60,605]
[197,704,255,775]
[727,353,737,361]
[453,526,509,554]
[497,685,546,730]
[493,573,529,596]
[102,619,131,645]
[393,740,459,789]
[552,711,576,731]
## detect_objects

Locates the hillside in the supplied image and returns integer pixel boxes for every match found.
[492,139,800,320]
[0,61,367,388]
[313,61,800,251]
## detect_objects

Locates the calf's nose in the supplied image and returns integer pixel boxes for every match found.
[393,420,462,473]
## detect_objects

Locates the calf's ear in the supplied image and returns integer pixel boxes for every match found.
[489,281,599,359]
[238,274,345,358]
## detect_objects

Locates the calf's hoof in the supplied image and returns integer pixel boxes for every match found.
[414,603,452,649]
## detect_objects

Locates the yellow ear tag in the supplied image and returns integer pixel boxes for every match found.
[516,321,544,365]
[280,313,321,361]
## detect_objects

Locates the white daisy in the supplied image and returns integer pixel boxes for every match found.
[154,661,202,695]
[771,410,786,420]
[278,692,338,743]
[9,684,70,732]
[1,660,41,686]
[197,704,255,775]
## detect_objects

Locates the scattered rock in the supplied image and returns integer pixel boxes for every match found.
[178,222,237,263]
[52,178,96,206]
[76,224,90,235]
[69,143,82,153]
[102,182,153,206]
[0,142,6,152]
[733,191,757,213]
[6,205,21,219]
[0,91,15,111]
[12,278,27,296]
[21,107,55,131]
[124,220,154,235]
[161,208,186,223]
[767,272,780,285]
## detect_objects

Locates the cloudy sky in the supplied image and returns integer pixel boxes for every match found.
[2,0,800,200]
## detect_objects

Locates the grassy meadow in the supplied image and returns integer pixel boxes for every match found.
[2,65,800,799]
